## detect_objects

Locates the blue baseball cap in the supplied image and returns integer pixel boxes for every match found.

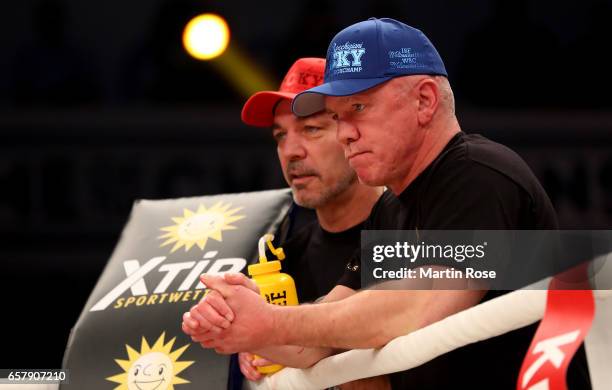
[292,18,448,117]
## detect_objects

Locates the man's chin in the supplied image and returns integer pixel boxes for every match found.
[354,170,376,184]
[351,162,375,182]
[355,171,385,188]
[292,190,322,209]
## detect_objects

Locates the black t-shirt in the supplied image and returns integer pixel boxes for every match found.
[337,132,590,389]
[282,220,363,303]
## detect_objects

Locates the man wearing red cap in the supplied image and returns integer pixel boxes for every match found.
[219,58,384,388]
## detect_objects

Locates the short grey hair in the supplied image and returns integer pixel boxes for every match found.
[434,76,455,116]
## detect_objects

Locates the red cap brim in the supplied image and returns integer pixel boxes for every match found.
[241,91,297,127]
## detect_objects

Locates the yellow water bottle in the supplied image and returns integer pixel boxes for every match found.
[247,233,299,374]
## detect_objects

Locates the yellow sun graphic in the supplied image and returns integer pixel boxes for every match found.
[106,332,194,390]
[158,201,245,253]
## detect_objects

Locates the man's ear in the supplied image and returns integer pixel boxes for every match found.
[415,78,440,126]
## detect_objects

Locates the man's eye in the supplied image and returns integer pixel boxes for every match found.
[273,132,286,142]
[304,126,320,134]
[352,103,365,112]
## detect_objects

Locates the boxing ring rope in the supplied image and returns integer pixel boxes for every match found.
[249,286,612,390]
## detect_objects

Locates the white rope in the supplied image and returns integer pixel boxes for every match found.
[249,287,612,390]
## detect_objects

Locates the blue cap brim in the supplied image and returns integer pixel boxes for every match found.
[291,77,392,117]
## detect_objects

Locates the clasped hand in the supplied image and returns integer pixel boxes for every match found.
[181,273,276,354]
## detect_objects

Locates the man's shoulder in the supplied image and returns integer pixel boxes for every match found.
[440,133,526,171]
[463,134,533,176]
[425,132,557,229]
[438,132,543,196]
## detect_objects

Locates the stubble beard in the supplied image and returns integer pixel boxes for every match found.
[292,170,358,209]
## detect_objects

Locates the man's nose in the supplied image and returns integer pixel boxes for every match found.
[336,120,359,146]
[280,133,307,160]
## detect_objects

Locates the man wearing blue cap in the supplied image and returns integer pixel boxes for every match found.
[187,18,590,389]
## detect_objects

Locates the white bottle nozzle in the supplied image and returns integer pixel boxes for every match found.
[257,233,285,263]
[258,233,275,263]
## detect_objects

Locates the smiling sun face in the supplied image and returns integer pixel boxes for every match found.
[158,202,245,253]
[128,352,171,390]
[107,332,194,390]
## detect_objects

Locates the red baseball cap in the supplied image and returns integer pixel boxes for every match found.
[241,57,325,127]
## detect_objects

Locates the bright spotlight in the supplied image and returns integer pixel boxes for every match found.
[182,13,230,60]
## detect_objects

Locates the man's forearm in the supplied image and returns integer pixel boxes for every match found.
[247,285,355,368]
[254,345,333,369]
[245,287,348,367]
[271,289,484,349]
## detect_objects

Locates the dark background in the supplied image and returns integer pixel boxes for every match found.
[1,0,611,368]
